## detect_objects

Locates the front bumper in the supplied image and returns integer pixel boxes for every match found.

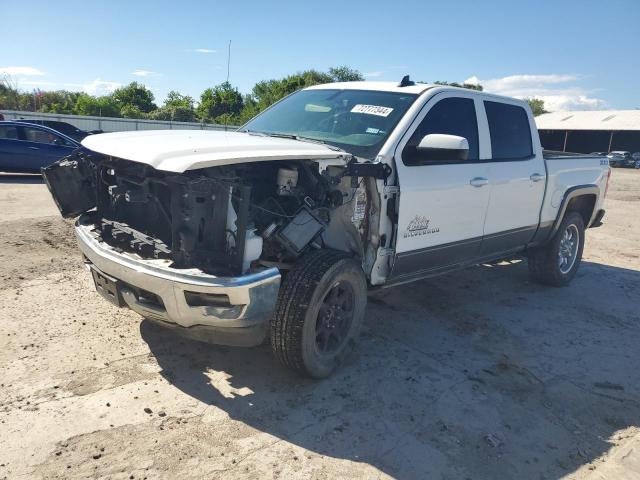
[75,215,281,346]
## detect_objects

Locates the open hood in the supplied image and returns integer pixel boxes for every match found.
[81,130,349,173]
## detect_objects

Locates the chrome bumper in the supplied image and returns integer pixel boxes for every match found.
[75,216,280,347]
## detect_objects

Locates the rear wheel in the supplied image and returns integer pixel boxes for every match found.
[270,249,367,378]
[528,211,585,287]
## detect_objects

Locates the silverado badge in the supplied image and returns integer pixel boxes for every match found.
[404,215,440,238]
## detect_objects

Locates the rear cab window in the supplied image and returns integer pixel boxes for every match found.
[484,101,533,160]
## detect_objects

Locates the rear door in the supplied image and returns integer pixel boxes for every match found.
[479,100,546,254]
[390,92,491,280]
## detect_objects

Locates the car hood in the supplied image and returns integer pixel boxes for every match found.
[81,129,349,173]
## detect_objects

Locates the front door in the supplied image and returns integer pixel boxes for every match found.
[390,94,491,280]
[0,124,25,172]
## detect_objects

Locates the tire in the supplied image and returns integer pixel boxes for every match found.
[528,211,585,287]
[270,249,367,378]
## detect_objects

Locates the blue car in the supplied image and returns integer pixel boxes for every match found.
[0,120,81,173]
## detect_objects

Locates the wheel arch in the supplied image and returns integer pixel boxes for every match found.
[550,185,600,237]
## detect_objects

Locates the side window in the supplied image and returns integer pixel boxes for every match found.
[484,101,533,160]
[22,126,63,145]
[403,97,479,166]
[0,125,19,140]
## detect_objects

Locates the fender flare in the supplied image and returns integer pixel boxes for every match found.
[549,184,600,238]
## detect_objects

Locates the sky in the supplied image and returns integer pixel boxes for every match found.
[2,0,639,112]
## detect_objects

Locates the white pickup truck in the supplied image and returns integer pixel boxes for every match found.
[43,77,610,378]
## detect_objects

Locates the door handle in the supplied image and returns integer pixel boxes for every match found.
[530,173,545,182]
[28,146,39,150]
[469,177,489,187]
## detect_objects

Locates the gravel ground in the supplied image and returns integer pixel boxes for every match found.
[0,169,639,479]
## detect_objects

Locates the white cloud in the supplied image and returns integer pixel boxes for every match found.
[364,71,384,78]
[16,80,58,87]
[463,74,605,111]
[131,69,159,77]
[65,78,122,96]
[0,66,46,76]
[192,48,216,53]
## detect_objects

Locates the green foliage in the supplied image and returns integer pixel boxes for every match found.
[197,82,243,123]
[148,91,197,122]
[328,66,364,82]
[0,76,22,110]
[434,80,483,91]
[163,91,195,109]
[148,105,196,122]
[244,66,357,119]
[526,98,548,116]
[2,65,368,125]
[112,82,157,113]
[74,94,120,117]
[120,104,146,119]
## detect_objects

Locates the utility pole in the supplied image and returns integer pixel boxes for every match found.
[226,40,231,84]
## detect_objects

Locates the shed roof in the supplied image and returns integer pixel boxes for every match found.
[536,110,640,131]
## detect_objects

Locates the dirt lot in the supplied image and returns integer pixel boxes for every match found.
[1,169,639,479]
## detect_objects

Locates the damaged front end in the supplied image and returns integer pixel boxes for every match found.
[43,149,373,276]
[42,147,381,346]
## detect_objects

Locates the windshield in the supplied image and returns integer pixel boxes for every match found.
[241,89,418,158]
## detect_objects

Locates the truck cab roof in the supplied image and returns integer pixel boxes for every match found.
[305,81,433,95]
[305,80,530,109]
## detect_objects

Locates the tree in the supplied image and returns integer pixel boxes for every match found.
[74,94,120,117]
[434,80,483,91]
[328,66,364,82]
[120,104,146,119]
[0,76,21,110]
[249,69,336,112]
[148,91,197,122]
[526,98,548,116]
[37,90,82,114]
[163,90,194,109]
[197,82,243,123]
[148,105,196,122]
[112,82,157,113]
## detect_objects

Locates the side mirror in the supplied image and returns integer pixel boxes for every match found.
[416,134,469,161]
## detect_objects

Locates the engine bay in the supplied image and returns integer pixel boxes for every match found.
[45,150,377,276]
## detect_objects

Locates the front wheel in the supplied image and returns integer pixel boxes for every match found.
[528,211,585,287]
[270,249,367,378]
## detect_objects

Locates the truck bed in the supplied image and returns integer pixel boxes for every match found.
[543,150,603,160]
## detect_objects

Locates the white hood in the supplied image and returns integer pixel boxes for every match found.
[81,130,348,173]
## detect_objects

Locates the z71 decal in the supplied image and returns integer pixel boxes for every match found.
[403,215,440,238]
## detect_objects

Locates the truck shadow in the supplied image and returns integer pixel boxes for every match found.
[141,259,640,479]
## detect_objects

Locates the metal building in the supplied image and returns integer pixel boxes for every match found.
[536,110,640,153]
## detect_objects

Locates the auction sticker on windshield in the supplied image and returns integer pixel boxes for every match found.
[351,104,394,117]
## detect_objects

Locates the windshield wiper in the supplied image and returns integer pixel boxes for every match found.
[241,130,345,153]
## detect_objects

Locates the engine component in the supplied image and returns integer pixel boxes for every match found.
[261,222,278,239]
[277,208,325,255]
[276,168,299,196]
[242,229,264,272]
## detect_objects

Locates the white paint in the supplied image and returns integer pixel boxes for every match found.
[81,130,347,173]
[417,134,469,151]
